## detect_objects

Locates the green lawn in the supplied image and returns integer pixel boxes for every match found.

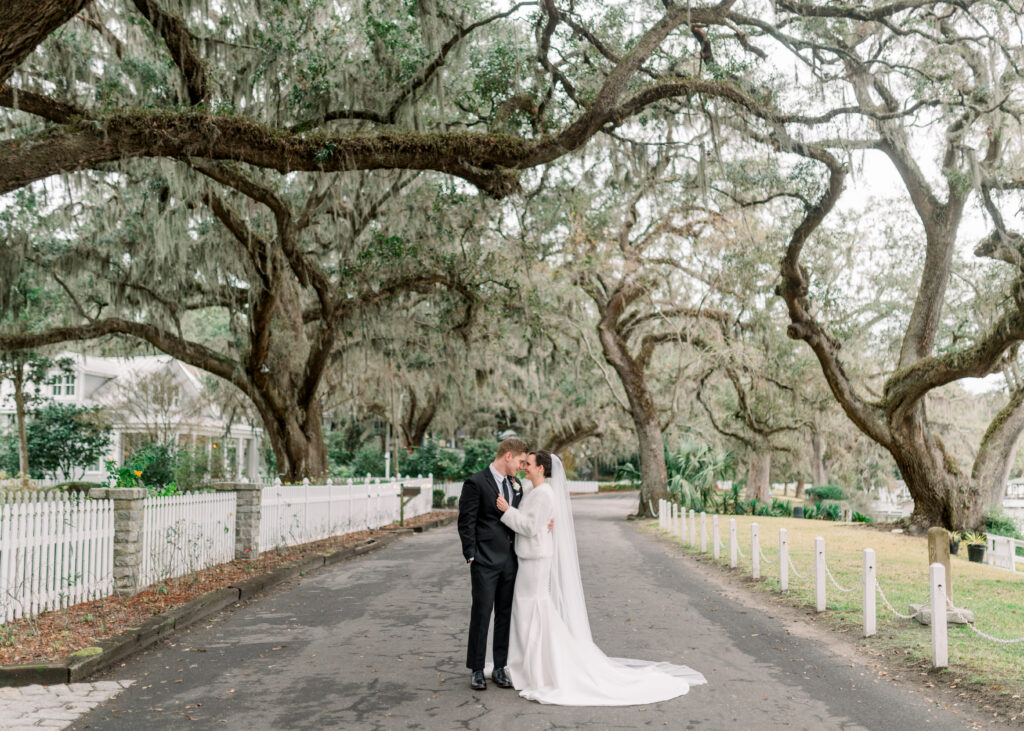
[649,514,1024,705]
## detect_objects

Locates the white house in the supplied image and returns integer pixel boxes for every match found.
[0,352,262,482]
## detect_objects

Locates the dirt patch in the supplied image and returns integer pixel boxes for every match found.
[0,511,455,666]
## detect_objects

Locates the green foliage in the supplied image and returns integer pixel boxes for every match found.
[769,498,793,517]
[983,508,1023,540]
[615,462,641,488]
[432,488,445,509]
[409,440,462,481]
[105,442,207,494]
[325,420,363,471]
[805,485,846,503]
[851,511,873,523]
[665,441,734,511]
[817,501,842,521]
[461,439,498,476]
[0,436,21,476]
[351,443,386,477]
[27,403,111,480]
[123,442,177,489]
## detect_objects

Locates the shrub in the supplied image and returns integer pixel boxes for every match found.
[432,488,446,509]
[769,498,792,517]
[411,440,463,481]
[445,496,458,508]
[124,442,177,489]
[851,511,873,523]
[27,403,111,480]
[805,485,846,502]
[817,501,842,521]
[984,508,1023,540]
[351,443,386,477]
[461,439,498,476]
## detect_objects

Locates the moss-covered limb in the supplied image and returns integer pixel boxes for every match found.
[0,317,246,400]
[972,385,1024,508]
[130,0,207,106]
[0,110,535,196]
[883,307,1024,419]
[0,85,87,123]
[0,0,90,87]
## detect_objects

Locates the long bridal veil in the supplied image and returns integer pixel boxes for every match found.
[548,454,706,686]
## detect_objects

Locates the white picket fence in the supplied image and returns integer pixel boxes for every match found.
[260,477,433,550]
[0,491,114,623]
[140,492,237,587]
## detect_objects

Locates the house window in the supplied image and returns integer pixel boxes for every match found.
[51,374,76,397]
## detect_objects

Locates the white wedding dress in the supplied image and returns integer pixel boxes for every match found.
[499,455,706,706]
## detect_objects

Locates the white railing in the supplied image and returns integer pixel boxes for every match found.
[140,492,236,587]
[260,477,433,550]
[0,491,114,623]
[987,534,1024,573]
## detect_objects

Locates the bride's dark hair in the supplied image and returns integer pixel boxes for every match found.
[531,450,553,478]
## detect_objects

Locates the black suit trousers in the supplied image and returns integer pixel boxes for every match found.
[466,556,517,670]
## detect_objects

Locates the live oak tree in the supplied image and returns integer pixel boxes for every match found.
[0,0,771,481]
[535,136,746,516]
[737,0,1024,529]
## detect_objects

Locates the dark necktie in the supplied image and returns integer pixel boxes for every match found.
[503,476,512,503]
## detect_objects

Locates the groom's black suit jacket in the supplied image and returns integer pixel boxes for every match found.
[457,468,523,568]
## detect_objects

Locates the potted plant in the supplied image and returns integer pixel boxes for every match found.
[948,531,961,556]
[963,532,987,563]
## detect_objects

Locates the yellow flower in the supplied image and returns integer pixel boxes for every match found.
[133,470,143,477]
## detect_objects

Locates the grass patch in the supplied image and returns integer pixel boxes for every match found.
[648,514,1024,708]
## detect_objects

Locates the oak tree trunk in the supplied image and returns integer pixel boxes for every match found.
[747,451,771,502]
[13,367,29,477]
[809,431,829,486]
[596,308,669,518]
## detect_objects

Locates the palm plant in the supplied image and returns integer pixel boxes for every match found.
[665,441,735,512]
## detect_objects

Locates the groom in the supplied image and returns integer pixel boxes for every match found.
[457,437,529,691]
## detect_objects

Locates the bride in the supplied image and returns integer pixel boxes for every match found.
[494,449,706,706]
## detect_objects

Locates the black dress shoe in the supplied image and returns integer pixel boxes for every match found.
[470,670,486,690]
[492,666,513,688]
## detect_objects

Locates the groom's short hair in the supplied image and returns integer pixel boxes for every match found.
[496,438,529,457]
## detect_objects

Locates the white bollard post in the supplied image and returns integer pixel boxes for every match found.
[675,504,684,539]
[699,512,708,552]
[729,519,738,568]
[681,504,688,541]
[930,562,948,668]
[779,528,789,593]
[751,523,760,579]
[659,500,665,531]
[668,502,675,534]
[863,548,876,638]
[689,509,696,547]
[712,514,720,560]
[814,537,826,612]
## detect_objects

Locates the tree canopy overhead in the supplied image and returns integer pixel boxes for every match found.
[0,0,750,197]
[3,0,1024,529]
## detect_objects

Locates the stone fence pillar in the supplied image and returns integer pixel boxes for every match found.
[89,487,147,595]
[210,482,263,560]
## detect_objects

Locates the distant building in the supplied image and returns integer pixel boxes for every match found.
[0,353,262,482]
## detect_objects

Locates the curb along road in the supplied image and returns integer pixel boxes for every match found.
[0,514,456,687]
